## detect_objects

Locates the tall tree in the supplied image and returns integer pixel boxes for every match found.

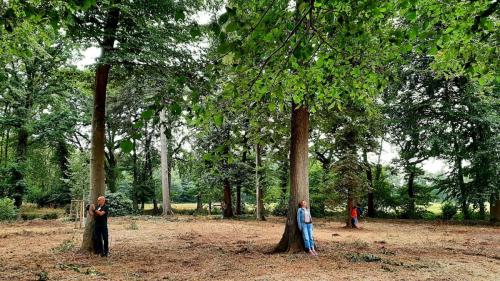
[76,0,205,252]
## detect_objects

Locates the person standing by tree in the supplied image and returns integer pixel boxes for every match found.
[93,196,110,257]
[351,206,359,229]
[297,200,318,256]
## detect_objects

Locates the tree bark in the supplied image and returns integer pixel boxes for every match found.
[196,193,203,212]
[81,2,120,252]
[3,127,9,168]
[346,191,354,227]
[132,138,139,210]
[490,192,499,222]
[456,156,469,220]
[363,149,375,217]
[494,200,500,222]
[255,143,265,220]
[55,139,71,205]
[275,103,309,253]
[12,126,28,208]
[407,169,415,218]
[81,63,112,252]
[223,178,233,218]
[236,148,248,215]
[236,184,242,215]
[160,109,172,216]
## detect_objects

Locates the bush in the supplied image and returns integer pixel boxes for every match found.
[272,202,288,217]
[441,202,458,220]
[106,192,136,217]
[42,212,59,220]
[21,213,40,220]
[0,197,17,221]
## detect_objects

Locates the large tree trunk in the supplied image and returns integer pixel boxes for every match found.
[81,63,112,252]
[12,126,28,208]
[275,103,309,253]
[196,193,203,212]
[11,88,32,208]
[346,191,354,227]
[132,138,139,210]
[236,148,248,215]
[160,109,172,216]
[55,139,71,205]
[406,168,415,218]
[223,178,233,218]
[3,127,9,168]
[144,122,155,213]
[363,150,375,218]
[456,156,469,220]
[236,184,242,215]
[490,192,499,222]
[255,143,265,220]
[104,151,117,193]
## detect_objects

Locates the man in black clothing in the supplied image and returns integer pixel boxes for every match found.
[93,196,109,257]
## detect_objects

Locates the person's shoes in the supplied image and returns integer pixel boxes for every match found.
[101,253,108,257]
[308,250,315,256]
[312,249,319,256]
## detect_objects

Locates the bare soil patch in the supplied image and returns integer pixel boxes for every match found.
[0,216,498,280]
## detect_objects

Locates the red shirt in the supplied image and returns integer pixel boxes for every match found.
[351,208,357,218]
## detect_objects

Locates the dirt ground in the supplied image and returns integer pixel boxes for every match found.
[0,216,499,281]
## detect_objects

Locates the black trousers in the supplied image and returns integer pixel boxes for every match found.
[94,225,109,255]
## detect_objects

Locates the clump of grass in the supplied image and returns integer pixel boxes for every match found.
[51,239,75,253]
[346,253,382,262]
[126,221,139,230]
[351,239,369,249]
[37,270,48,281]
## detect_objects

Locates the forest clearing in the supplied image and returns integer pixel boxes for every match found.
[1,1,498,280]
[1,216,499,281]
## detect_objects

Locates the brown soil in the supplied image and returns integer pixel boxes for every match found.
[0,216,499,280]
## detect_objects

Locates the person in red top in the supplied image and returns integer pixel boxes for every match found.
[351,206,359,228]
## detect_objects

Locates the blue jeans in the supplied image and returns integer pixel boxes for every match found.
[301,223,314,251]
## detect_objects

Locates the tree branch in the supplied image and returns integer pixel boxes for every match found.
[247,6,313,91]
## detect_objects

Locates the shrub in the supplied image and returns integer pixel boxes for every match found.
[0,197,17,221]
[105,192,136,217]
[21,213,40,220]
[42,212,59,220]
[441,202,458,220]
[272,202,288,217]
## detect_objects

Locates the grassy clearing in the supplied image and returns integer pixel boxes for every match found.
[19,203,65,220]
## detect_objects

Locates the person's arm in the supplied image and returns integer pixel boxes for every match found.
[94,206,107,216]
[297,208,303,231]
[87,204,95,217]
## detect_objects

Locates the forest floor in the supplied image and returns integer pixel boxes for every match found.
[0,216,499,281]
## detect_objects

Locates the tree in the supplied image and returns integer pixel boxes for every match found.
[74,0,205,252]
[0,18,79,207]
[216,0,402,251]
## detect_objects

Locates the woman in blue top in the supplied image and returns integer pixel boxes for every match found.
[297,200,318,256]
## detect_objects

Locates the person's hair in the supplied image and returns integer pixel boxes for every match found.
[298,200,305,208]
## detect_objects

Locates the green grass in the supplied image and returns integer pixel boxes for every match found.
[20,203,65,220]
[143,203,200,210]
[427,202,442,215]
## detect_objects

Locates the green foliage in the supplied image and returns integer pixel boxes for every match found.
[68,151,90,200]
[441,202,458,220]
[51,239,76,253]
[105,192,136,217]
[0,197,17,221]
[125,221,139,230]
